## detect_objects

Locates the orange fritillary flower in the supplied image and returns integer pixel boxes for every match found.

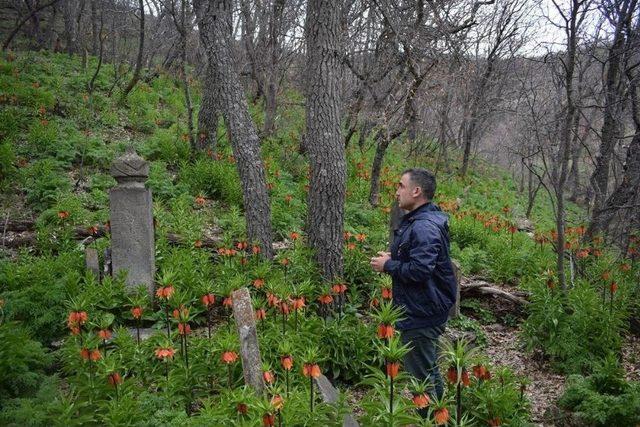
[302,363,321,378]
[412,393,430,408]
[98,329,112,340]
[332,283,347,294]
[131,306,143,319]
[434,407,450,425]
[377,324,394,339]
[155,347,175,360]
[318,294,333,305]
[385,361,400,379]
[201,293,215,307]
[270,394,284,410]
[263,370,275,384]
[178,323,191,335]
[447,367,458,383]
[107,372,123,386]
[156,285,175,300]
[281,355,293,371]
[221,351,239,364]
[262,413,275,427]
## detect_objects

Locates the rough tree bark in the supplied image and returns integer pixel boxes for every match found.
[553,0,589,292]
[194,0,220,151]
[587,15,640,239]
[197,0,274,258]
[2,0,62,51]
[91,0,99,55]
[262,0,286,136]
[120,0,145,100]
[305,0,346,280]
[588,0,636,215]
[62,0,79,54]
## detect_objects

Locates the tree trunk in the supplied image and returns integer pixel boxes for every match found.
[179,0,195,149]
[586,23,640,239]
[24,0,45,49]
[195,0,220,151]
[45,1,58,49]
[589,0,635,215]
[435,88,452,174]
[196,63,220,151]
[90,0,98,55]
[120,0,145,100]
[343,86,363,148]
[239,0,263,101]
[62,0,78,54]
[262,0,286,136]
[2,0,61,51]
[198,0,274,258]
[305,0,346,280]
[554,0,583,293]
[369,134,391,207]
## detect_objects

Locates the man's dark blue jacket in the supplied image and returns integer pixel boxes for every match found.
[384,202,457,331]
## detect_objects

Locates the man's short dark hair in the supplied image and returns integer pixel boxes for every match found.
[402,168,436,200]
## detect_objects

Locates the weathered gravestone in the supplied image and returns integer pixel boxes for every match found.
[232,287,265,394]
[314,374,360,427]
[109,147,155,297]
[84,247,100,278]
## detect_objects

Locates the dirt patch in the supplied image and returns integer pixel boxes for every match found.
[622,334,640,382]
[482,324,566,425]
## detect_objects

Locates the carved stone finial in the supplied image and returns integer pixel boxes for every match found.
[110,146,149,182]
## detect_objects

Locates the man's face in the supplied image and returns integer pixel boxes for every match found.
[396,173,420,210]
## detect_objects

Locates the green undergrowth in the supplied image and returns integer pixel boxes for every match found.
[1,50,638,424]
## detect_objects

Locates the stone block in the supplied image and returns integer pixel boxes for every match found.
[85,247,100,278]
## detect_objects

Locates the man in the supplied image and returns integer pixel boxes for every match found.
[370,168,457,399]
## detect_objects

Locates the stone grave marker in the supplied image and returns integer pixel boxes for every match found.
[231,287,265,394]
[84,247,100,278]
[314,374,360,427]
[109,146,155,297]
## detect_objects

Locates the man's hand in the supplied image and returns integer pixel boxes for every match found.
[370,251,391,273]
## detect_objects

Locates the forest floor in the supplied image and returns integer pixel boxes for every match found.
[463,276,640,426]
[482,322,565,424]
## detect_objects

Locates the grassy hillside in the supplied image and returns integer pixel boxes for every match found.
[1,50,639,425]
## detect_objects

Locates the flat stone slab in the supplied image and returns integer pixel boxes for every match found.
[314,374,360,427]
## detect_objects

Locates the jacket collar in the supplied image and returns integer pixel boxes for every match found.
[403,202,435,223]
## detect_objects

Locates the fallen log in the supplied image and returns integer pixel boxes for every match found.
[461,280,530,306]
